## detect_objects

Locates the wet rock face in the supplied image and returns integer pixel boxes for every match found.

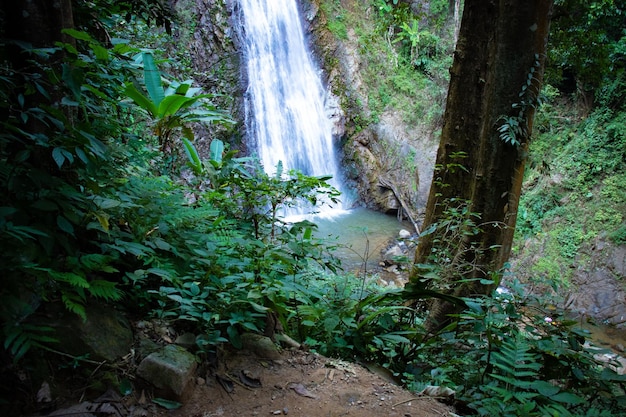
[513,238,626,328]
[566,241,626,327]
[301,0,434,213]
[175,0,245,154]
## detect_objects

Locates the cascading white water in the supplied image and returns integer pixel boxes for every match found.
[236,0,347,212]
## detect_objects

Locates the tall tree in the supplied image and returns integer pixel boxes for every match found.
[410,0,553,330]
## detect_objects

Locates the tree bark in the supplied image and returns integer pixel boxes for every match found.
[411,0,553,331]
[2,0,75,50]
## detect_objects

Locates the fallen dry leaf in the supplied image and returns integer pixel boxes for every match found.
[239,370,262,388]
[36,381,52,403]
[288,382,317,399]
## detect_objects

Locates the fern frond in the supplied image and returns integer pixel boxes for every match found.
[490,334,541,379]
[490,373,535,390]
[88,280,123,301]
[483,384,514,402]
[79,253,118,273]
[3,324,58,361]
[48,270,90,288]
[62,293,87,320]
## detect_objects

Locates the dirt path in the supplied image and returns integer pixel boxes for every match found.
[158,348,456,417]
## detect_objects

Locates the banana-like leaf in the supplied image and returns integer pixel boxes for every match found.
[124,83,157,116]
[157,94,200,118]
[174,82,190,96]
[210,139,224,165]
[142,52,164,108]
[185,109,234,124]
[182,138,203,175]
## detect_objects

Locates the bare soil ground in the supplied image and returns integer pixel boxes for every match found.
[157,347,456,417]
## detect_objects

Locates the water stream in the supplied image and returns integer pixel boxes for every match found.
[313,208,413,273]
[236,0,347,210]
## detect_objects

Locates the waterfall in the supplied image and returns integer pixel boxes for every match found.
[235,0,347,213]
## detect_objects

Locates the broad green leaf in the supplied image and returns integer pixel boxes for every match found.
[62,28,94,42]
[531,380,560,396]
[209,139,224,164]
[91,43,109,61]
[146,268,176,281]
[189,282,200,296]
[248,302,268,313]
[551,391,585,405]
[61,64,84,100]
[227,325,241,349]
[182,137,202,175]
[377,333,411,344]
[52,147,66,168]
[152,238,172,251]
[56,215,75,235]
[174,82,191,95]
[75,147,89,164]
[157,94,198,118]
[94,212,109,232]
[600,367,626,382]
[124,83,157,116]
[142,52,164,108]
[92,196,121,209]
[78,130,106,158]
[323,316,340,333]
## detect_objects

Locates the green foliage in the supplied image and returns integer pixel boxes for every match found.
[394,18,446,75]
[321,0,452,129]
[2,5,624,417]
[0,17,242,363]
[147,216,341,349]
[123,52,233,159]
[0,27,148,360]
[409,282,626,416]
[516,95,626,280]
[321,1,348,40]
[609,224,626,245]
[548,0,625,104]
[0,14,347,367]
[3,324,58,362]
[497,54,544,148]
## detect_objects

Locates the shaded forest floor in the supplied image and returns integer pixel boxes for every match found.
[154,348,457,417]
[24,346,457,417]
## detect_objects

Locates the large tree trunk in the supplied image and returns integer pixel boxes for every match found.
[2,0,75,52]
[411,0,552,331]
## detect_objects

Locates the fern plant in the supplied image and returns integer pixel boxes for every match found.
[474,332,583,416]
[409,281,626,416]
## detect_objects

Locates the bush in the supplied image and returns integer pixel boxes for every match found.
[407,281,626,416]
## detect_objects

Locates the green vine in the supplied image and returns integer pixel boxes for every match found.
[497,54,545,147]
